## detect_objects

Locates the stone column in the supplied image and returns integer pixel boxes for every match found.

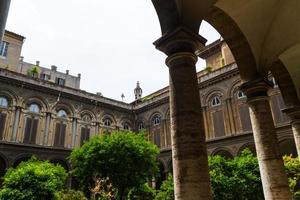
[71,117,78,148]
[0,0,11,42]
[283,106,300,157]
[240,79,292,200]
[154,27,212,200]
[43,112,51,145]
[11,106,21,141]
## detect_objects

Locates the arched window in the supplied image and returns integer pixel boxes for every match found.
[237,91,246,99]
[152,115,161,126]
[138,122,144,130]
[28,104,40,113]
[0,97,8,108]
[82,114,92,122]
[211,96,221,107]
[103,118,112,127]
[57,109,67,118]
[123,122,129,130]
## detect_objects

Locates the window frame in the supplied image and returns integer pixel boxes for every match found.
[211,96,221,107]
[28,103,40,113]
[0,41,9,58]
[0,97,8,108]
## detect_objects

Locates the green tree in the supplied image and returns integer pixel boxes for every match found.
[127,183,156,200]
[0,157,67,200]
[209,149,263,200]
[55,190,87,200]
[69,131,159,200]
[155,174,174,200]
[283,155,300,198]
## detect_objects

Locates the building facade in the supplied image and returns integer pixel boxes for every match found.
[0,31,296,178]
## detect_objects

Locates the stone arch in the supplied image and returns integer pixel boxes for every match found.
[21,95,49,112]
[228,79,242,99]
[0,88,18,107]
[204,6,259,82]
[167,157,173,174]
[164,108,170,120]
[13,154,34,168]
[78,109,96,122]
[49,158,70,171]
[203,88,226,107]
[211,147,234,159]
[238,143,257,156]
[100,113,116,126]
[53,102,75,117]
[271,60,300,107]
[0,153,8,178]
[149,112,163,125]
[156,159,167,189]
[279,138,297,157]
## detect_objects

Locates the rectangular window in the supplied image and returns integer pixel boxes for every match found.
[40,74,50,81]
[56,78,65,86]
[80,127,90,146]
[213,111,225,137]
[54,122,66,147]
[24,118,38,144]
[0,41,9,57]
[0,113,7,140]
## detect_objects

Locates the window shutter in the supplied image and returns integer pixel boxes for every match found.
[54,123,61,146]
[60,123,66,147]
[213,111,225,137]
[86,128,90,141]
[0,113,7,140]
[24,118,33,143]
[239,104,252,132]
[30,119,38,144]
[80,127,85,146]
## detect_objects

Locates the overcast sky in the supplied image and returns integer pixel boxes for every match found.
[6,0,220,102]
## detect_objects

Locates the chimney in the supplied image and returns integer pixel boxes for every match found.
[51,65,57,71]
[78,73,81,78]
[66,70,69,75]
[36,61,40,66]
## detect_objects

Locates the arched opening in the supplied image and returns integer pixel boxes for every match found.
[0,155,7,184]
[155,161,166,190]
[212,149,233,159]
[279,139,297,157]
[13,155,32,168]
[238,143,257,156]
[50,159,69,171]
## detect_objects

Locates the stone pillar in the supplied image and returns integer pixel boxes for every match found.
[0,0,11,42]
[154,27,213,200]
[11,106,21,141]
[240,79,292,200]
[43,112,51,145]
[71,117,78,148]
[283,106,300,157]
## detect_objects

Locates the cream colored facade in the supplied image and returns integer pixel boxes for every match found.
[0,31,296,182]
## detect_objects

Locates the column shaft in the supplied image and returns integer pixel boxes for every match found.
[11,106,20,141]
[43,113,51,145]
[283,107,300,157]
[241,80,292,200]
[167,52,212,200]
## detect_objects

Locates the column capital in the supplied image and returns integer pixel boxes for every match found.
[153,26,207,56]
[283,106,300,123]
[239,78,273,101]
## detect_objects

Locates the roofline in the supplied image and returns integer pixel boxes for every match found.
[4,30,26,41]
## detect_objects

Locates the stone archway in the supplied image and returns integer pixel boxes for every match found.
[279,139,297,157]
[211,148,234,159]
